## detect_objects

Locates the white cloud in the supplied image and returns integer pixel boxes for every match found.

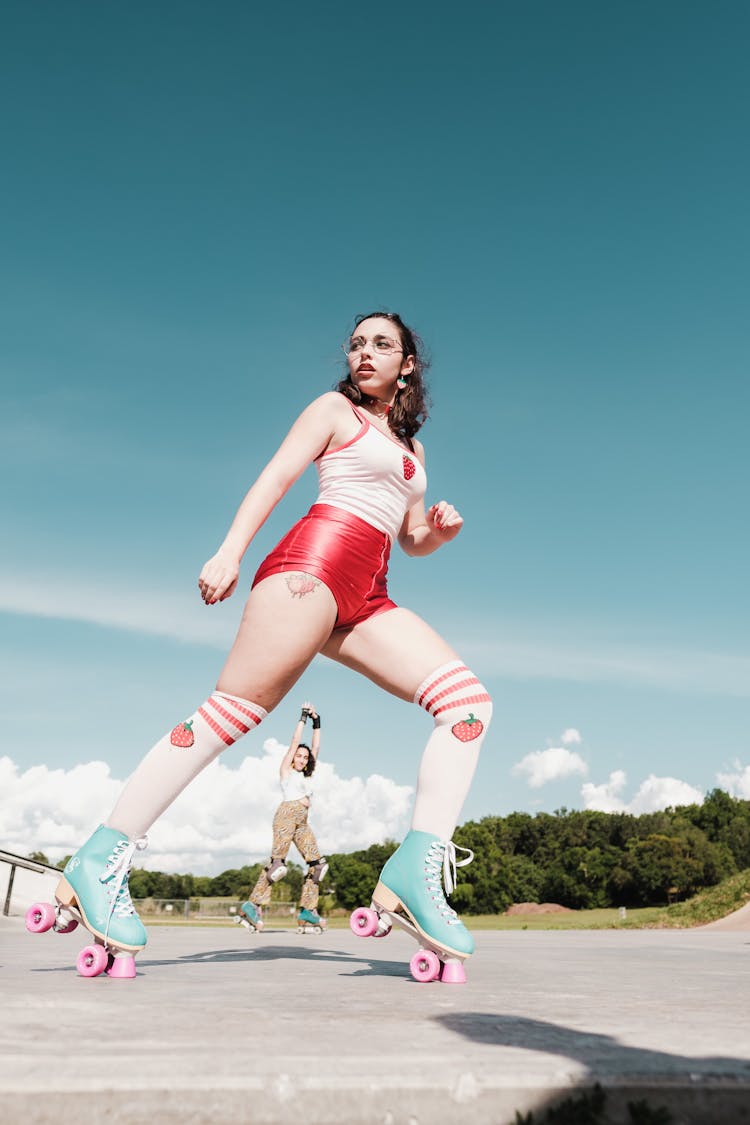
[512,746,589,789]
[582,771,704,814]
[629,775,704,814]
[0,743,413,876]
[580,770,628,812]
[560,728,582,746]
[716,762,750,800]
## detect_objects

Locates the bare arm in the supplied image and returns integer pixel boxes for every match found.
[397,442,464,557]
[307,705,321,761]
[279,705,310,780]
[198,392,353,604]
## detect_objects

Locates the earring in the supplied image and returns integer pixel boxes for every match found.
[397,376,407,389]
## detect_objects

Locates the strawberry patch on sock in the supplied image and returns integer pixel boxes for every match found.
[170,720,195,748]
[451,713,484,743]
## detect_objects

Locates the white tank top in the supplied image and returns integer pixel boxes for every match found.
[281,769,313,802]
[315,403,427,540]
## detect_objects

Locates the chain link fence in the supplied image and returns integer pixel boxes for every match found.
[133,897,298,920]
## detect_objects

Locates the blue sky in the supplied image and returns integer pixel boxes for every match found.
[1,2,748,872]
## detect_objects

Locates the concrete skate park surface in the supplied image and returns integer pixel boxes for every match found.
[2,915,750,1125]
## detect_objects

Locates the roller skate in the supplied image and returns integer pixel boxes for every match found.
[26,824,147,979]
[297,907,327,934]
[236,900,264,933]
[349,829,474,984]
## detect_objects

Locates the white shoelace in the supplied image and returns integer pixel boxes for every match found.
[424,839,474,926]
[100,836,147,940]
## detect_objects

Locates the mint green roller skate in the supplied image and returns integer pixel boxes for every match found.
[27,824,147,979]
[236,900,264,933]
[297,907,327,934]
[349,829,474,984]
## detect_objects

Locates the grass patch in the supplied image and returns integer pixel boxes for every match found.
[473,869,750,930]
[649,867,750,928]
[483,908,664,931]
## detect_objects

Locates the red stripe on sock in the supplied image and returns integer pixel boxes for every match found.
[205,696,252,734]
[417,664,470,708]
[424,676,479,712]
[197,707,236,745]
[431,692,492,718]
[216,694,264,724]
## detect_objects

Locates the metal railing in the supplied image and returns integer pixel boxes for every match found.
[1,849,60,916]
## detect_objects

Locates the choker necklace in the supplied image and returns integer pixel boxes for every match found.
[366,398,391,419]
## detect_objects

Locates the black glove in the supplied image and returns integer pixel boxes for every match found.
[312,714,321,729]
[300,707,311,722]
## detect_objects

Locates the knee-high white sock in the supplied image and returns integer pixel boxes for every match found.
[410,661,493,841]
[106,692,267,838]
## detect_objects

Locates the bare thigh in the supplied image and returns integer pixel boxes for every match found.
[216,572,338,710]
[321,607,459,701]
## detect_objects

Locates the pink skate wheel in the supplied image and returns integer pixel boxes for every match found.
[410,948,441,983]
[76,944,109,977]
[25,902,56,934]
[440,959,467,985]
[106,954,137,979]
[349,907,379,937]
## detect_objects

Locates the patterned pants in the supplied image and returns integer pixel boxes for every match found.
[250,799,323,910]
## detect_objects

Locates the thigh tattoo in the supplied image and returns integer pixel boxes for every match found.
[285,572,323,599]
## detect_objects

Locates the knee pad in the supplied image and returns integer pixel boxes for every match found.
[307,859,328,885]
[415,661,493,744]
[265,858,288,883]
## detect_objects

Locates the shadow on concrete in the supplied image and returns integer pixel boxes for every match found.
[436,1012,750,1123]
[143,942,408,978]
[29,941,408,978]
[436,1010,750,1078]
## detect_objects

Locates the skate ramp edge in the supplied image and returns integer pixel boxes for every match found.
[698,899,750,931]
[2,1076,750,1124]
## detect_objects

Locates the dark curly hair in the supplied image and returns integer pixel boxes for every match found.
[335,311,431,448]
[295,742,316,778]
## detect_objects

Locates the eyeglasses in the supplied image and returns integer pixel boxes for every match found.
[341,335,404,357]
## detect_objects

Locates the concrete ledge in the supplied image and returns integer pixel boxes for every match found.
[4,1081,750,1124]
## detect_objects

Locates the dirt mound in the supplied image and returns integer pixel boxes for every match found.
[505,902,572,915]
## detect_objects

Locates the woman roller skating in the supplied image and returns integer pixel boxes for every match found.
[31,312,492,981]
[238,702,328,934]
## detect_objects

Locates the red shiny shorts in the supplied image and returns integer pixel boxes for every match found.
[252,503,397,631]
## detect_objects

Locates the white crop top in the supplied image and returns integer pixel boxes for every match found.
[281,769,314,802]
[315,403,427,541]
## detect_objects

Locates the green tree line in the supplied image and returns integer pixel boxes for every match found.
[37,789,750,913]
[327,789,747,914]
